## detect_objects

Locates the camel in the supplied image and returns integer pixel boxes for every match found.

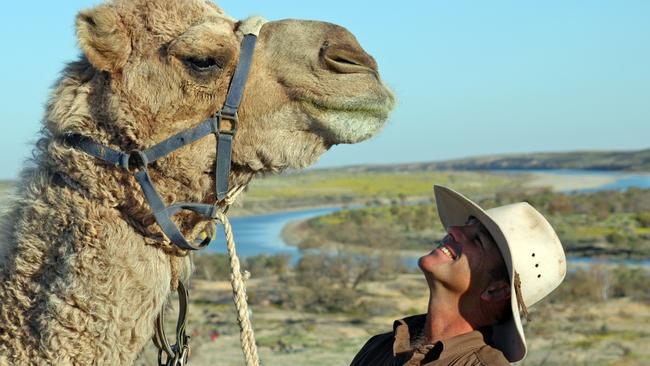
[0,0,395,364]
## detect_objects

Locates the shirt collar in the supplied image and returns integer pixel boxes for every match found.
[392,314,489,361]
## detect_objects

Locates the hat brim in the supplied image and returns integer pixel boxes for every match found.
[434,185,526,362]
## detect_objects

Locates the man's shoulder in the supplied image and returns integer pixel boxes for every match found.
[432,331,510,366]
[473,344,510,366]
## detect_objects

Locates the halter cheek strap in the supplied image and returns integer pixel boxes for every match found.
[63,30,259,251]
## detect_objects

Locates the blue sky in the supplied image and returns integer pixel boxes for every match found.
[1,1,649,179]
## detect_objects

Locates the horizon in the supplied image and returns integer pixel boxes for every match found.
[1,1,649,180]
[5,145,647,182]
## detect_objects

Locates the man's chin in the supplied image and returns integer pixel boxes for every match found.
[419,249,454,271]
[418,252,459,286]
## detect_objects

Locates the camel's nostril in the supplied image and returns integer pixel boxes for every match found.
[321,43,378,75]
[332,56,362,67]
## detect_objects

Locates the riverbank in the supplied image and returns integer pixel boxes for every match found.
[524,171,621,191]
[281,187,650,261]
[281,219,425,259]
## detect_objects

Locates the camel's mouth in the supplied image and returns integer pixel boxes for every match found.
[301,98,392,117]
[299,90,395,144]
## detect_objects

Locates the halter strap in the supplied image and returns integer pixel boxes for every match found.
[63,33,258,251]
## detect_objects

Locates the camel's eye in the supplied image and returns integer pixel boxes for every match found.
[181,56,222,74]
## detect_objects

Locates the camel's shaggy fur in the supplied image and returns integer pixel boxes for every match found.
[0,0,394,364]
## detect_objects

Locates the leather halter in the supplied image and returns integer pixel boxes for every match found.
[64,32,258,251]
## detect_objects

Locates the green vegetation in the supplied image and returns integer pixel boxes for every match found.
[302,188,650,258]
[305,203,440,251]
[236,170,527,213]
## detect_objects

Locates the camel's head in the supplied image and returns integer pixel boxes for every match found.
[71,0,394,186]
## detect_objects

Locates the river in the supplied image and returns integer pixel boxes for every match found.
[206,170,650,267]
[207,206,340,259]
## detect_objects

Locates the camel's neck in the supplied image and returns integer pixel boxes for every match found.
[0,165,177,364]
[0,61,184,364]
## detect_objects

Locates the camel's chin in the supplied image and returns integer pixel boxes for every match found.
[301,101,390,144]
[322,113,387,144]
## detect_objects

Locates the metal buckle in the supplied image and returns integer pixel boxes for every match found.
[213,110,238,135]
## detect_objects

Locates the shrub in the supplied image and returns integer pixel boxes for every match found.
[550,265,650,303]
[193,253,231,281]
[610,266,650,301]
[606,231,627,246]
[290,251,405,313]
[193,252,291,280]
[635,212,650,227]
[244,253,291,277]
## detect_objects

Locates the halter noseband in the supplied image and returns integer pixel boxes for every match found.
[63,24,262,251]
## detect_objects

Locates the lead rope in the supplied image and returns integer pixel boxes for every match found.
[154,211,260,366]
[154,185,259,366]
[215,210,260,366]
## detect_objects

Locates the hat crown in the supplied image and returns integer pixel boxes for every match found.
[485,203,567,306]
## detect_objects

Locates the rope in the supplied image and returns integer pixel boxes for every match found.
[215,210,260,366]
[151,184,257,366]
[513,271,530,321]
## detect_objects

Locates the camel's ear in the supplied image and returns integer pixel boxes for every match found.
[76,5,131,73]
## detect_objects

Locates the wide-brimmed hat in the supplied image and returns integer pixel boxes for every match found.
[433,185,566,362]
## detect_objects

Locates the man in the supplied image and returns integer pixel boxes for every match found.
[350,185,567,365]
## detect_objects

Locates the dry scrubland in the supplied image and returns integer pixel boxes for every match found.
[134,263,650,366]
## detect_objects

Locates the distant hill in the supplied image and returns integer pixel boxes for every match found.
[322,149,650,173]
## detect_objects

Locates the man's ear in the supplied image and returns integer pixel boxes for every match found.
[76,4,131,73]
[480,280,511,303]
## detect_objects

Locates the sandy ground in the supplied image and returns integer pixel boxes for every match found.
[524,172,623,192]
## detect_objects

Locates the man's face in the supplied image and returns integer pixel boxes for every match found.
[418,218,506,297]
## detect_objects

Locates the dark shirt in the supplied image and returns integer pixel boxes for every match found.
[350,314,510,366]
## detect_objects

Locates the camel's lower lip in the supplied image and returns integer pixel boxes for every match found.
[300,99,392,117]
[297,94,394,144]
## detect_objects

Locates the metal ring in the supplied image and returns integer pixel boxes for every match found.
[126,150,149,172]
